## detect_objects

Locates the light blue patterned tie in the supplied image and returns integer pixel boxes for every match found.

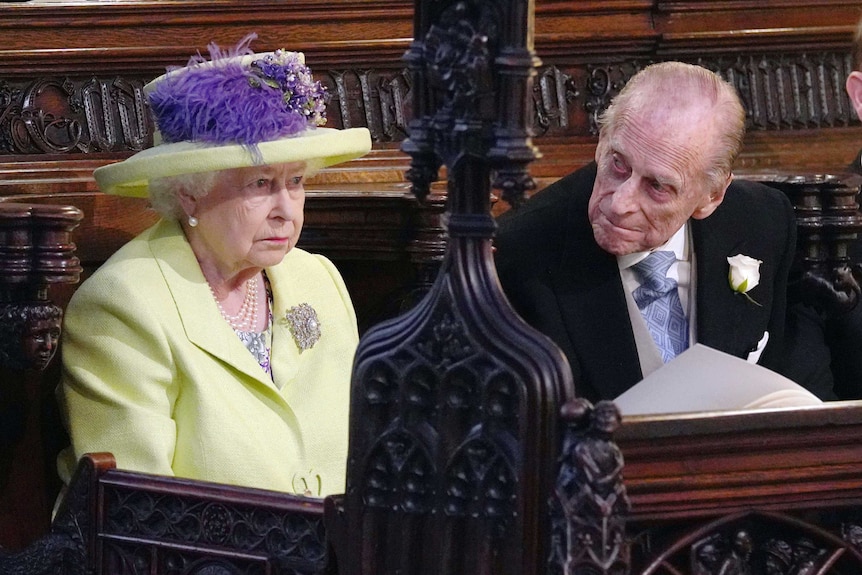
[632,251,689,363]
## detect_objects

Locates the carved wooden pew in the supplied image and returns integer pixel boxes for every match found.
[619,405,862,573]
[4,2,862,574]
[3,452,330,575]
[1,400,626,575]
[0,2,631,574]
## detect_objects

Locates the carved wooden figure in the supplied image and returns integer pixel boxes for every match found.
[550,399,630,575]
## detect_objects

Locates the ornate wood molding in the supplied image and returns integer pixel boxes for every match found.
[2,49,859,183]
[0,0,858,197]
[0,453,331,575]
[618,405,862,573]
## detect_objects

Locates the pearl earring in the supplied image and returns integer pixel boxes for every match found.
[188,215,198,227]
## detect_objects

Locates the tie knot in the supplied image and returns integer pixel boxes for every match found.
[633,251,676,290]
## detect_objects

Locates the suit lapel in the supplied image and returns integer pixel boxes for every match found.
[692,217,763,358]
[147,219,283,390]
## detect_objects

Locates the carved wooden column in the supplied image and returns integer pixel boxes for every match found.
[756,174,862,316]
[0,203,82,550]
[332,2,627,575]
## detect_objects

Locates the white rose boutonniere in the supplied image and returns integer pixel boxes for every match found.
[727,254,762,306]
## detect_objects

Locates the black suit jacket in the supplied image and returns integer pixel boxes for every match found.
[494,163,797,402]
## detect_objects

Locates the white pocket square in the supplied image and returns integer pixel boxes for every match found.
[745,331,769,364]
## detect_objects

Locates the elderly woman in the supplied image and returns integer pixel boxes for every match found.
[56,34,371,497]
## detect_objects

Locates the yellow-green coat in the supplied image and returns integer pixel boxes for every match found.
[58,218,357,497]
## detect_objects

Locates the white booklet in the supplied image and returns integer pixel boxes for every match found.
[613,343,823,416]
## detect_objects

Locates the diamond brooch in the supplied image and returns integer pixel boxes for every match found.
[283,303,321,351]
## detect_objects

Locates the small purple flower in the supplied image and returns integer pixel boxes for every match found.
[250,49,328,127]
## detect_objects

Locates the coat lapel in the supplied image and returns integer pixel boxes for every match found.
[692,217,767,358]
[147,219,284,391]
[267,260,302,390]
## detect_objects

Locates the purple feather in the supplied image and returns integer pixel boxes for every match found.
[148,33,327,154]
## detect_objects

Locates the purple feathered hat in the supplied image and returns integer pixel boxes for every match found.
[94,33,371,197]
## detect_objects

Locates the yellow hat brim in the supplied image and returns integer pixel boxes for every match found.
[93,127,372,197]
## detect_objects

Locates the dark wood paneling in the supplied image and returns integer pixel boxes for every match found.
[3,0,862,560]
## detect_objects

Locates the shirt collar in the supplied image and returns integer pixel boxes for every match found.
[618,222,688,270]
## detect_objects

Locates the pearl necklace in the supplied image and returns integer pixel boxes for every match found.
[209,274,259,332]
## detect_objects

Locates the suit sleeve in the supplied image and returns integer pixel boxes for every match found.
[777,302,838,400]
[760,186,843,400]
[57,270,179,483]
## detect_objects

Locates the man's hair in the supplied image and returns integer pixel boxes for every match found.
[853,16,862,72]
[597,61,746,194]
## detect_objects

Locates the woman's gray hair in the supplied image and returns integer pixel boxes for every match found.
[597,61,746,194]
[148,170,218,220]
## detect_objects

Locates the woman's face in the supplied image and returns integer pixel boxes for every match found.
[183,161,307,277]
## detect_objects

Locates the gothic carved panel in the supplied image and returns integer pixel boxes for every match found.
[1,50,856,158]
[532,51,859,137]
[325,68,413,142]
[98,480,327,575]
[630,510,862,574]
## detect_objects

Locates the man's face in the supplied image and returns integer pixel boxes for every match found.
[587,106,727,256]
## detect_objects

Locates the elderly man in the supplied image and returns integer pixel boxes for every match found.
[494,61,797,402]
